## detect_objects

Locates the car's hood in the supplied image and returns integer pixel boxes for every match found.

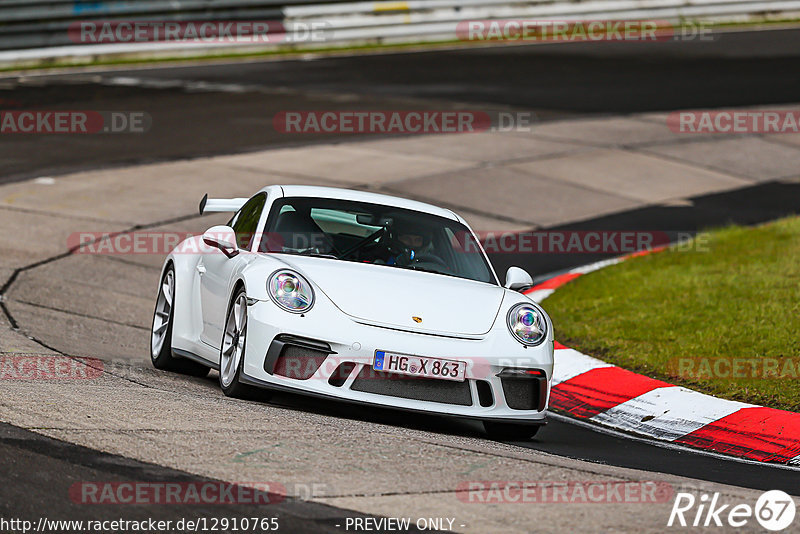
[275,255,504,336]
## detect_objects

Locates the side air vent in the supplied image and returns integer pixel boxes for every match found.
[476,380,494,407]
[328,362,356,387]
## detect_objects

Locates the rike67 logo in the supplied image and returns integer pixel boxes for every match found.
[668,490,796,531]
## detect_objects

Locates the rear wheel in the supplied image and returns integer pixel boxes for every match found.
[150,265,210,377]
[219,288,263,399]
[483,421,541,441]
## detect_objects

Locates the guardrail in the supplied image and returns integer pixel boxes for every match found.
[0,0,799,65]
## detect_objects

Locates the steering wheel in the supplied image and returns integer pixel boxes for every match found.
[410,252,450,270]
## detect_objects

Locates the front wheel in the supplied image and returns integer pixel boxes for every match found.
[151,265,210,377]
[219,288,263,400]
[483,421,541,441]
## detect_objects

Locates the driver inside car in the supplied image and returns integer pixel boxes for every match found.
[385,224,434,265]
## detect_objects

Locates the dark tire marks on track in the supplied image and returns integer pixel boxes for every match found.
[488,180,800,278]
[0,422,421,531]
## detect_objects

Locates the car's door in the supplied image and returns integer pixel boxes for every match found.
[199,193,267,348]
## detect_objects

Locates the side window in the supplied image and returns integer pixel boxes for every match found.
[231,194,266,250]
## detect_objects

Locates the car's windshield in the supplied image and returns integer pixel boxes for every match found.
[259,197,496,285]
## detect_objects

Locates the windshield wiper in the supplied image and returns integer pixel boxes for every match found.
[299,252,339,259]
[394,264,457,278]
[280,249,339,260]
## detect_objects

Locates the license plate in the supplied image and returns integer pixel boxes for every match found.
[373,351,466,382]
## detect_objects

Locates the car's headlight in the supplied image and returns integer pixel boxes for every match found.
[268,270,314,313]
[506,303,547,346]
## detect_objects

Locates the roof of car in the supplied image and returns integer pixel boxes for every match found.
[264,185,459,221]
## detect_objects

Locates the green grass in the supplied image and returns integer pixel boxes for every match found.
[545,216,800,412]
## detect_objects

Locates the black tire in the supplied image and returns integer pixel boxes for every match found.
[483,421,541,441]
[150,265,210,377]
[219,287,265,400]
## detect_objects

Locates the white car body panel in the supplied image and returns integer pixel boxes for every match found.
[198,251,240,346]
[276,254,504,337]
[159,185,554,424]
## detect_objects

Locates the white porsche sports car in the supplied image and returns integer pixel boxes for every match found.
[151,185,553,439]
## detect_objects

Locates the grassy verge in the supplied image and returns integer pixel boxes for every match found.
[0,38,464,74]
[545,216,800,412]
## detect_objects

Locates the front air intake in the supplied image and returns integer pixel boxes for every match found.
[499,375,547,411]
[265,334,334,380]
[350,367,472,406]
[273,345,328,380]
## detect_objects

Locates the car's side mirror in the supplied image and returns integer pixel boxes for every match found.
[203,225,239,258]
[504,266,533,291]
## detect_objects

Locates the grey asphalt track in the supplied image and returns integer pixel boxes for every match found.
[0,422,425,532]
[2,28,800,183]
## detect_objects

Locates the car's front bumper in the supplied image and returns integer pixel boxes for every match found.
[241,299,553,423]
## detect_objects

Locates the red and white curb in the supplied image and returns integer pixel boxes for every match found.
[526,248,800,466]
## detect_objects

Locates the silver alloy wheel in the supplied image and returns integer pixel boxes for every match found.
[220,293,247,388]
[151,269,174,359]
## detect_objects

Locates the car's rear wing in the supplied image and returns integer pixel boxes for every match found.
[199,194,248,215]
